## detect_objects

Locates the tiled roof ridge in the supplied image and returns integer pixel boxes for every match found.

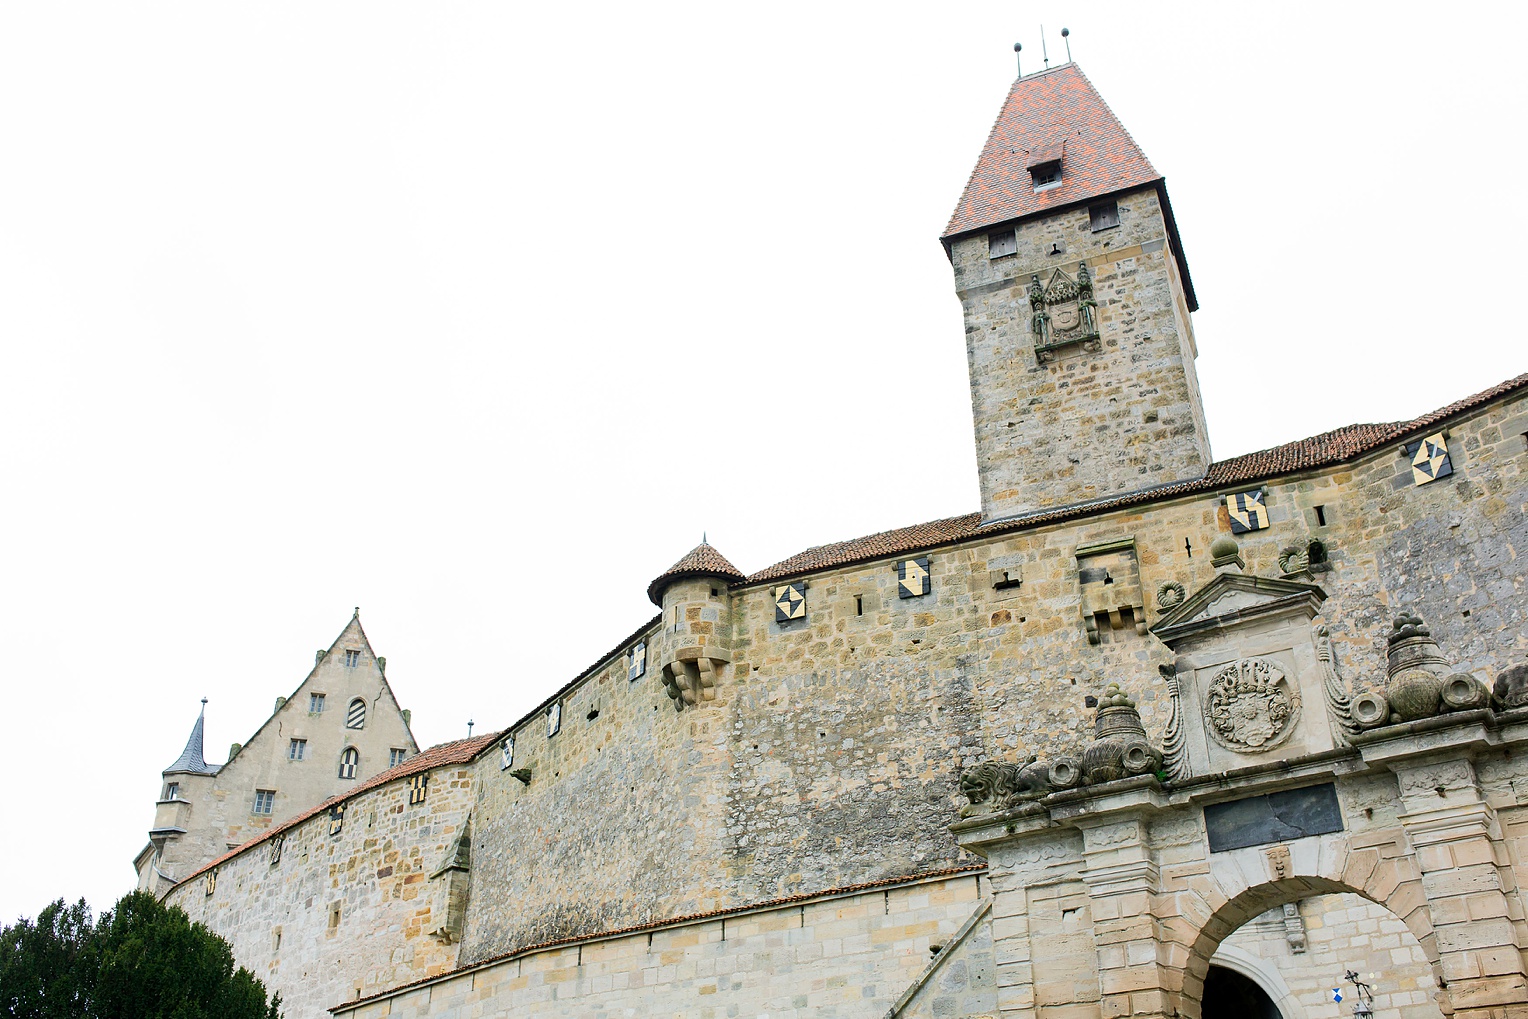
[173,732,503,890]
[745,371,1528,585]
[329,862,987,1012]
[646,541,747,605]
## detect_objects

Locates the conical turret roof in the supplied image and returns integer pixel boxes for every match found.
[647,542,746,605]
[164,701,218,776]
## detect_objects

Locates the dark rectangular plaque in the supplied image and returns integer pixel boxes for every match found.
[1204,783,1343,853]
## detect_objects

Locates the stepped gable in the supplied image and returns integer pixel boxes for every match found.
[647,542,746,605]
[175,732,501,887]
[943,63,1159,241]
[746,371,1528,585]
[164,702,218,776]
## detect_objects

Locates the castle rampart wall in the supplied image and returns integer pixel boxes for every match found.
[166,760,474,1019]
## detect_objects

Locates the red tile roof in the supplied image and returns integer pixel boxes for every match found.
[943,64,1159,241]
[173,732,504,889]
[647,542,746,605]
[745,372,1528,585]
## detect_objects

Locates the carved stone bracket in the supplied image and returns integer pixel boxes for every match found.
[660,645,731,711]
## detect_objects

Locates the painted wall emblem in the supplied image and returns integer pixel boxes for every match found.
[774,583,806,623]
[269,835,284,868]
[897,558,930,599]
[546,703,561,737]
[204,869,217,896]
[628,642,646,681]
[1204,658,1300,753]
[328,804,345,836]
[1225,490,1270,533]
[1407,432,1453,485]
[499,736,514,771]
[408,774,428,805]
[1028,262,1099,362]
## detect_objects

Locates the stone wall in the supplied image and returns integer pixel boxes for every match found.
[1216,893,1443,1019]
[456,386,1527,965]
[951,186,1211,520]
[166,759,474,1019]
[336,873,990,1019]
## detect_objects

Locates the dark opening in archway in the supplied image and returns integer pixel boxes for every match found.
[1203,964,1281,1019]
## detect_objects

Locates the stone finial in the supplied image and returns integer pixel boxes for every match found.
[1081,683,1162,784]
[1209,534,1244,573]
[1355,608,1492,728]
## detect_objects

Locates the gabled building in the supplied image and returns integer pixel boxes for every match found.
[135,612,419,895]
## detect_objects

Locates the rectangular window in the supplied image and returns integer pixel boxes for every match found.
[343,649,360,667]
[309,693,326,713]
[253,789,276,815]
[288,738,307,761]
[988,229,1017,258]
[163,782,179,801]
[389,748,407,768]
[1089,200,1120,231]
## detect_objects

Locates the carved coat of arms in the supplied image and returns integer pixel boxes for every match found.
[1028,262,1099,362]
[1204,658,1300,753]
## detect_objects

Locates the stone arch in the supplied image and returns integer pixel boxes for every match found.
[1207,943,1307,1019]
[1178,875,1441,1018]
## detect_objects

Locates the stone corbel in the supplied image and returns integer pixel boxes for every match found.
[427,820,472,944]
[660,645,731,711]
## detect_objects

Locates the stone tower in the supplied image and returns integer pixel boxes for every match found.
[943,63,1210,522]
[646,542,744,711]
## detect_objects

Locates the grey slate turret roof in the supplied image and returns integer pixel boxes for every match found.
[164,701,219,776]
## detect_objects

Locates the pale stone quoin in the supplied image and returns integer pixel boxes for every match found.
[138,61,1528,1019]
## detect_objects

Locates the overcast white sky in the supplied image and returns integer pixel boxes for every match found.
[2,2,1524,924]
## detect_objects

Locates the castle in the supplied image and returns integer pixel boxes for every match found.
[137,63,1528,1019]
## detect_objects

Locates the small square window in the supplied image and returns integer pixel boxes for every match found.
[389,748,407,768]
[1089,200,1119,232]
[288,738,307,761]
[309,693,326,713]
[988,229,1017,258]
[1031,163,1061,189]
[162,782,179,801]
[253,789,276,815]
[343,649,360,667]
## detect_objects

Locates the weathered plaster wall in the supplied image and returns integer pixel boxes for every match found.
[166,761,474,1019]
[337,874,987,1019]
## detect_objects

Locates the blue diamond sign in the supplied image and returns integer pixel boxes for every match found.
[1333,989,1343,1004]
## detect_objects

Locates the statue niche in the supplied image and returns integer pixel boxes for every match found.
[1028,262,1100,363]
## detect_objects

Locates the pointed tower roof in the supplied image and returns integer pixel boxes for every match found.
[944,63,1160,239]
[164,700,218,776]
[647,542,746,605]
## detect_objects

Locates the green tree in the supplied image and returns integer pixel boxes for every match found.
[0,893,280,1019]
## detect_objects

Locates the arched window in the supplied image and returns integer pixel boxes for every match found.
[345,698,366,729]
[338,747,359,780]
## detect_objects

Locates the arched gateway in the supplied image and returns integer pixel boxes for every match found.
[953,545,1528,1019]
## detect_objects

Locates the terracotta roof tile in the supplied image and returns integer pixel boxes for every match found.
[746,372,1528,586]
[174,732,503,888]
[647,542,746,605]
[943,64,1159,240]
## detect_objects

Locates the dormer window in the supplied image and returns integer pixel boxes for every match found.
[1026,142,1064,192]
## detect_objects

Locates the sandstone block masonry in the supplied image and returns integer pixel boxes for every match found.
[953,188,1211,521]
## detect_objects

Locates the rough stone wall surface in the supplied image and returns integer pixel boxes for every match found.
[1216,894,1443,1019]
[337,875,985,1019]
[146,617,418,891]
[456,388,1527,965]
[952,188,1211,520]
[166,762,474,1019]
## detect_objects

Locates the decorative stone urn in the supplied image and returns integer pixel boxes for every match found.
[1080,682,1161,784]
[1385,611,1449,722]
